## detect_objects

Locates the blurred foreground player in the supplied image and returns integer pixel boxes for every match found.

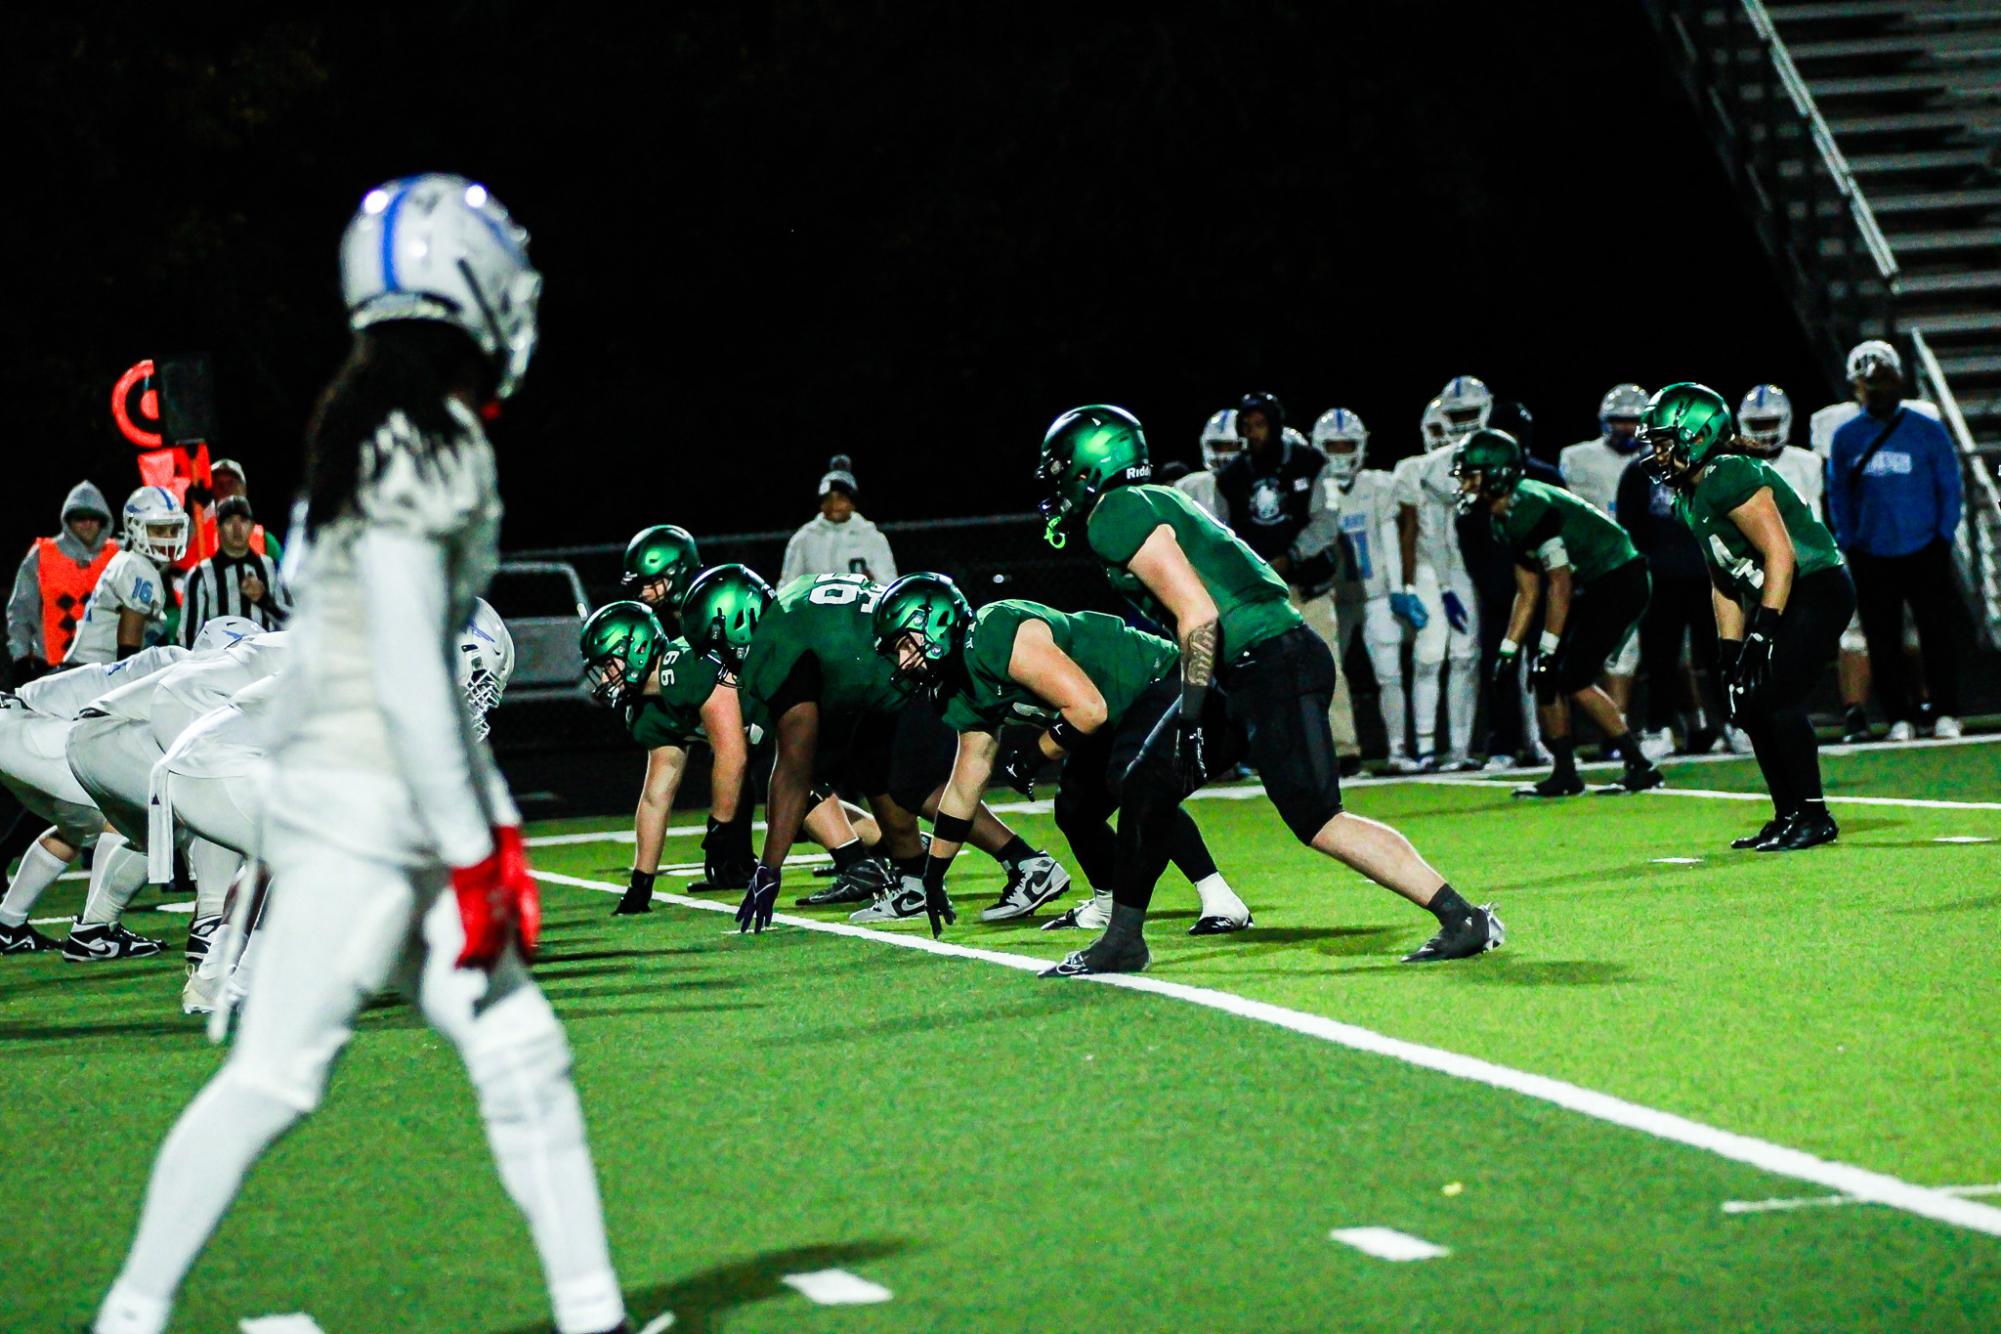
[95,176,630,1334]
[1642,384,1853,852]
[1032,405,1500,973]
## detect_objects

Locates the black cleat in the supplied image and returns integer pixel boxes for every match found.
[1402,903,1505,963]
[1840,707,1872,745]
[1041,933,1150,977]
[798,858,893,906]
[1596,764,1664,796]
[1731,817,1785,850]
[60,922,164,962]
[1513,772,1584,800]
[185,913,222,965]
[1188,911,1253,936]
[1755,810,1839,852]
[0,921,57,954]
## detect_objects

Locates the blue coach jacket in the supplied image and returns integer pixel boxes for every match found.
[1826,405,1963,558]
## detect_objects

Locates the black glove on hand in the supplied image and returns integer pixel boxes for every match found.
[1492,649,1521,688]
[1733,608,1780,717]
[703,815,755,888]
[613,869,656,916]
[995,733,1040,798]
[1529,652,1562,707]
[737,864,780,934]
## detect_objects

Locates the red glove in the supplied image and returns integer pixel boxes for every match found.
[451,826,540,969]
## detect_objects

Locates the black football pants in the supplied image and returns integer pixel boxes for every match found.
[1737,567,1854,818]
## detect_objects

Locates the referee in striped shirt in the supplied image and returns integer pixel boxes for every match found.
[179,495,289,645]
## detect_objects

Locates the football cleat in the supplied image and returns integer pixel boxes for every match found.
[181,968,222,1016]
[1513,772,1584,799]
[1040,933,1150,977]
[1934,715,1963,739]
[1840,707,1872,745]
[1755,809,1839,852]
[1189,909,1253,936]
[1439,753,1484,774]
[61,922,164,962]
[798,858,894,906]
[981,854,1072,922]
[1885,720,1915,743]
[1390,753,1436,775]
[1041,887,1112,931]
[1731,817,1785,850]
[1189,875,1253,935]
[1402,903,1505,964]
[0,921,57,954]
[848,880,943,925]
[1638,729,1676,762]
[185,914,222,965]
[1595,765,1664,796]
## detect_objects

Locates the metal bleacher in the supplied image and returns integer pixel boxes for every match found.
[1645,0,2001,647]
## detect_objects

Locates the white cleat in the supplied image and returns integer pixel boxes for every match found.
[181,968,222,1016]
[981,855,1071,922]
[1724,726,1756,756]
[1933,715,1962,740]
[847,880,933,924]
[1040,887,1112,931]
[1886,720,1916,743]
[1189,875,1252,935]
[1638,728,1676,762]
[1389,753,1436,775]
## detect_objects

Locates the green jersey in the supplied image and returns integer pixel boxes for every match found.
[1677,455,1844,602]
[1085,484,1301,659]
[940,599,1178,735]
[624,638,721,749]
[1492,479,1640,585]
[738,573,903,720]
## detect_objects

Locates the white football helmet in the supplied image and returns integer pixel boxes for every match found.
[191,616,262,654]
[1311,408,1369,483]
[340,174,543,400]
[1738,384,1793,456]
[121,486,189,564]
[1421,396,1452,450]
[1281,425,1311,453]
[1845,338,1902,385]
[1599,383,1650,429]
[1199,408,1244,473]
[456,598,515,741]
[1436,375,1493,441]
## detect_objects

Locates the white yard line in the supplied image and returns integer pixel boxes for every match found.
[1724,1183,2001,1215]
[534,869,2001,1241]
[1436,777,2001,813]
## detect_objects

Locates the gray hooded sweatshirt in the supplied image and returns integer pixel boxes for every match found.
[8,480,115,661]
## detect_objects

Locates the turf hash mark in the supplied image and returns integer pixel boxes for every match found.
[534,869,2001,1241]
[782,1269,895,1304]
[1328,1227,1451,1261]
[239,1316,326,1333]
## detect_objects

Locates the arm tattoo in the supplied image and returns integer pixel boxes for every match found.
[1181,618,1220,716]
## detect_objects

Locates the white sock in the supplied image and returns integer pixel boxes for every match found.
[188,838,241,920]
[92,1283,170,1334]
[0,838,69,928]
[1413,665,1441,757]
[1447,658,1478,757]
[79,833,147,927]
[1193,872,1246,919]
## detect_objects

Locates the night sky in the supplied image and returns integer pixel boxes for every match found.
[4,2,1832,553]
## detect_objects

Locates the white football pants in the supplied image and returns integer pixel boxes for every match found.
[0,707,101,845]
[1412,566,1480,760]
[97,831,625,1334]
[1338,596,1411,760]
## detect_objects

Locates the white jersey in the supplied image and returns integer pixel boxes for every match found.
[1335,469,1401,601]
[16,646,186,722]
[1558,437,1643,518]
[1394,443,1468,583]
[64,548,168,665]
[147,631,291,752]
[267,401,515,868]
[159,674,282,782]
[1767,446,1825,520]
[1808,398,1940,457]
[1174,469,1224,521]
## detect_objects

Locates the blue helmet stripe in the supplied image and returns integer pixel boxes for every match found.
[380,184,411,292]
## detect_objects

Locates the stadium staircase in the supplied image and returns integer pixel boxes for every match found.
[1645,0,2001,648]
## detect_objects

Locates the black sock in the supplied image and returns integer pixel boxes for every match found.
[995,835,1037,866]
[830,839,868,872]
[1103,901,1149,945]
[1547,737,1576,778]
[1428,884,1475,925]
[894,853,927,878]
[1610,731,1646,768]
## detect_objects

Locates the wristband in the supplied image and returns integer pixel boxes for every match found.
[1048,716,1088,750]
[1498,639,1520,659]
[1538,631,1562,657]
[933,812,974,844]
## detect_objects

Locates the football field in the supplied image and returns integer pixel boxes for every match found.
[5,738,1998,1332]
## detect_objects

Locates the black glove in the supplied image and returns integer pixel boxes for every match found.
[995,734,1040,798]
[1492,648,1521,687]
[613,869,656,916]
[736,864,780,934]
[920,857,957,938]
[1716,639,1745,726]
[702,815,755,888]
[1732,609,1779,718]
[1529,651,1562,706]
[1175,716,1209,791]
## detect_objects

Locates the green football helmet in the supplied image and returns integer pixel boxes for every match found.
[1036,404,1152,549]
[1640,382,1736,484]
[872,572,974,698]
[1450,428,1525,514]
[579,600,665,709]
[622,524,702,610]
[680,564,774,683]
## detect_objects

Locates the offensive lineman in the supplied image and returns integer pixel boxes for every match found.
[65,488,188,665]
[1452,430,1664,798]
[1557,384,1651,723]
[1027,404,1500,974]
[1314,408,1412,769]
[622,523,702,632]
[95,175,629,1334]
[1393,380,1486,770]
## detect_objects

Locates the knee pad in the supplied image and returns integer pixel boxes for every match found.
[463,998,573,1124]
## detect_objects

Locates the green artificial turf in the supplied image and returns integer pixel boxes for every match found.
[2,742,1996,1331]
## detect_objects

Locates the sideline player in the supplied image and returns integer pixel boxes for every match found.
[1314,408,1409,770]
[871,574,1252,936]
[1394,384,1484,770]
[1029,404,1500,974]
[1643,384,1853,851]
[65,488,188,665]
[1452,430,1663,798]
[94,174,629,1334]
